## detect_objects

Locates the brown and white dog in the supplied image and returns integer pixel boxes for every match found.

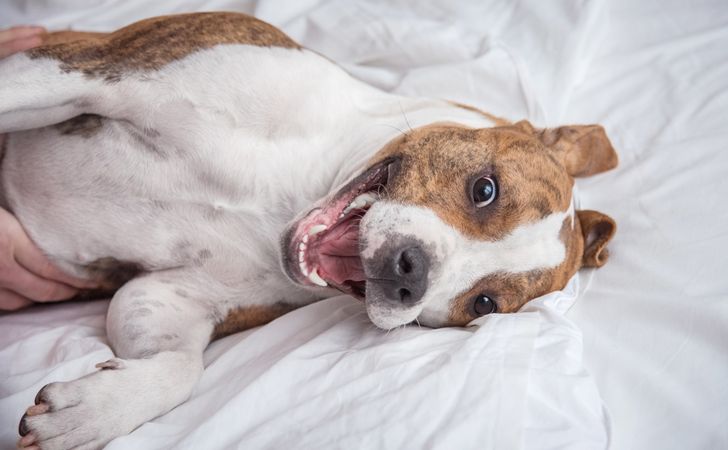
[0,13,617,450]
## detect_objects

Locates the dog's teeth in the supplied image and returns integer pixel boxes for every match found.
[356,192,378,206]
[302,234,309,243]
[308,224,327,236]
[299,260,309,276]
[297,241,308,275]
[308,267,327,287]
[343,192,379,215]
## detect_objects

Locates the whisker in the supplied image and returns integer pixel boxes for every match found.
[399,101,414,134]
[377,123,408,138]
[375,183,391,199]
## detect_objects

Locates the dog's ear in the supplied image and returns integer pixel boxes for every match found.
[576,210,616,268]
[514,120,618,177]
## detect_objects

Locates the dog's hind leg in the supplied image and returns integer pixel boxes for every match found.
[17,271,216,450]
[0,33,149,135]
[0,52,110,133]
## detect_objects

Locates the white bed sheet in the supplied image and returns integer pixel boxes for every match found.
[0,279,608,450]
[0,1,727,449]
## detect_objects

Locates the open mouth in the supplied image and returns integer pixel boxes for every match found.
[282,159,394,299]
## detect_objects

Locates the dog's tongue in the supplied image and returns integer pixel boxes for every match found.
[317,218,366,285]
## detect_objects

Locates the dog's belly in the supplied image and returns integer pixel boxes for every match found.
[0,120,297,295]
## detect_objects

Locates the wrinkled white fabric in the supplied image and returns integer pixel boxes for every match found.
[0,278,607,450]
[1,0,727,449]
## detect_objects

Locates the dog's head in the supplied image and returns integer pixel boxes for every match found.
[281,120,617,329]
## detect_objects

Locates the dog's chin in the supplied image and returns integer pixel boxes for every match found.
[280,159,394,299]
[365,297,424,330]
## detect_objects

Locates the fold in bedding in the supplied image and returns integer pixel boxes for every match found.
[0,278,608,449]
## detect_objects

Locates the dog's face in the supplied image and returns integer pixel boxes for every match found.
[281,120,617,329]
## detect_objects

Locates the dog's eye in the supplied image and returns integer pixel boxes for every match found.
[473,294,497,316]
[472,177,497,207]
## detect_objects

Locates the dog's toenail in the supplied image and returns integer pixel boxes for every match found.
[34,384,49,405]
[18,414,29,436]
[18,433,36,446]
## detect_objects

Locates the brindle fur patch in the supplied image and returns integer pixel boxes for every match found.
[54,114,103,137]
[28,13,300,82]
[212,303,299,340]
[370,123,573,242]
[41,31,107,46]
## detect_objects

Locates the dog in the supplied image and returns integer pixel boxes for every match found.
[0,12,617,449]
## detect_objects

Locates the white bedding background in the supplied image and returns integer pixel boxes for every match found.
[1,1,727,449]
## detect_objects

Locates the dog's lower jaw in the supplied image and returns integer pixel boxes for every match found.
[365,299,423,330]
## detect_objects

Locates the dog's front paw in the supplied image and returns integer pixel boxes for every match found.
[18,363,137,450]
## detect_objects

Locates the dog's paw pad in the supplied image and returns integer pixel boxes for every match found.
[17,431,37,447]
[25,403,49,416]
[96,358,125,370]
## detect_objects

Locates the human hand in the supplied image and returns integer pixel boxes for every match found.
[0,25,45,59]
[0,208,94,311]
[1,27,93,311]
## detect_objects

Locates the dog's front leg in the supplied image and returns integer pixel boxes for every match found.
[18,272,215,450]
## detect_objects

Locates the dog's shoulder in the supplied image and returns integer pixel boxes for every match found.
[28,12,300,82]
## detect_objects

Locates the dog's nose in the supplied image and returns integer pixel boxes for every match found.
[374,246,429,304]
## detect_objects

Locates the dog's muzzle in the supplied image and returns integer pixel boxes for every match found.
[364,239,430,306]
